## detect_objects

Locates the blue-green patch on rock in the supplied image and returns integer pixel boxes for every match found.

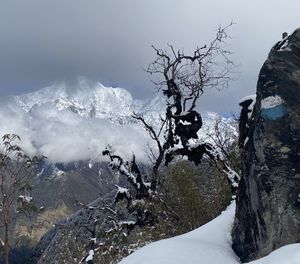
[261,104,286,120]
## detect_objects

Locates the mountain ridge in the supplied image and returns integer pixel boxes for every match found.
[0,77,237,163]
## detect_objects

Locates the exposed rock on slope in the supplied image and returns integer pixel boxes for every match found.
[232,29,300,262]
[30,193,115,264]
[12,161,115,247]
[31,160,232,264]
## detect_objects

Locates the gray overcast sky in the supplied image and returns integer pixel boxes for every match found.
[0,0,299,114]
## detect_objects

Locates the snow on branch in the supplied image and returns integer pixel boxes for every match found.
[102,147,151,202]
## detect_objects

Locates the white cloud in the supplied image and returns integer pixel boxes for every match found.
[0,102,151,163]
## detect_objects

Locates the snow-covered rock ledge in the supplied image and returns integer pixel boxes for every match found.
[119,202,300,264]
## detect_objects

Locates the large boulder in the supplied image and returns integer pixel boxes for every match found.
[232,29,300,262]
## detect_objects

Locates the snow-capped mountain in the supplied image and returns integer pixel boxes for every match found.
[0,77,237,163]
[13,77,172,127]
[13,77,235,127]
[14,77,144,122]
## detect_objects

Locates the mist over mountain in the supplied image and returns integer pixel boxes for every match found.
[0,77,236,163]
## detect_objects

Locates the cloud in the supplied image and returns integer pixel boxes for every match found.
[0,0,300,113]
[0,101,151,163]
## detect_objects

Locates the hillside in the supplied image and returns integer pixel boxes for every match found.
[0,79,238,263]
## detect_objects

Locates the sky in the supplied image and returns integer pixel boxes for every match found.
[0,0,300,113]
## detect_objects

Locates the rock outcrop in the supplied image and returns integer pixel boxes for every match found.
[29,192,115,264]
[232,29,300,262]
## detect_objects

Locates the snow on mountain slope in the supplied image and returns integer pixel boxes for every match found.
[119,202,300,264]
[119,202,240,264]
[14,77,140,121]
[247,244,300,264]
[0,77,237,163]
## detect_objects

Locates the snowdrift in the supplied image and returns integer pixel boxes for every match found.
[119,202,300,264]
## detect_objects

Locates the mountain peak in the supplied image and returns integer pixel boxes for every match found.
[1,78,237,163]
[14,77,137,119]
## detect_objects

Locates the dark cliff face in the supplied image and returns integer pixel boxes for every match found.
[232,29,300,262]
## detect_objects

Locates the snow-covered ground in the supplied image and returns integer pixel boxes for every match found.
[119,202,300,264]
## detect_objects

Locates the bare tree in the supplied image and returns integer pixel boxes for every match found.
[205,116,238,161]
[203,116,241,193]
[132,24,235,190]
[99,25,239,258]
[0,134,40,264]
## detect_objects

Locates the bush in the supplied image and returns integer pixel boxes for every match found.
[93,160,232,264]
[162,160,232,233]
